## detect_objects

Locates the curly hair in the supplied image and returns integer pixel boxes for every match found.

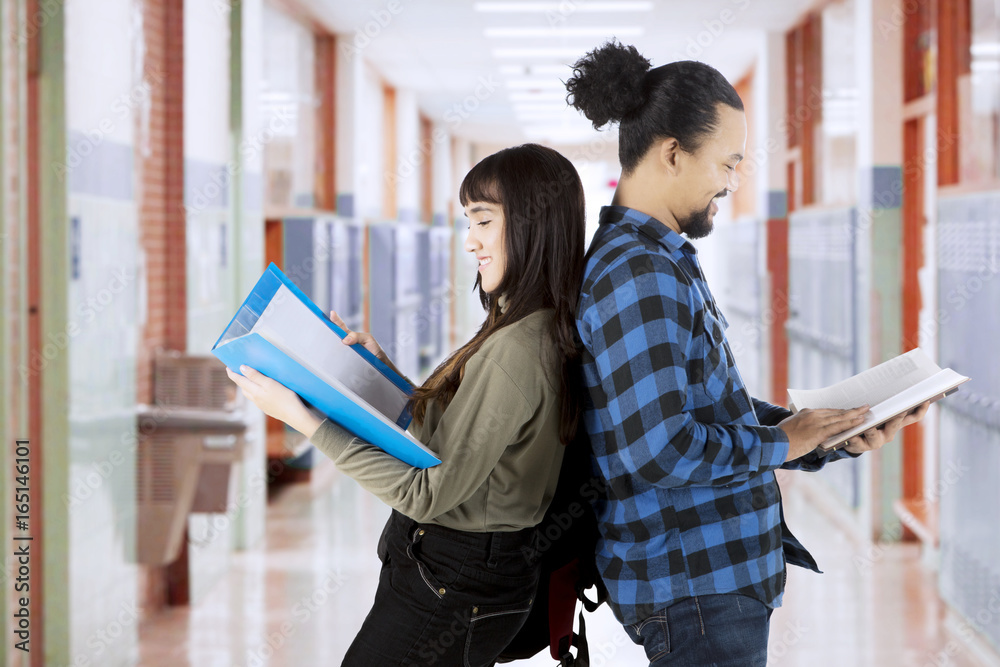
[566,40,744,174]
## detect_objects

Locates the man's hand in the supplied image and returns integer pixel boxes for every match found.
[778,405,871,462]
[841,400,931,455]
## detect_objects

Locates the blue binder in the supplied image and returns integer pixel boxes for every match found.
[212,263,441,469]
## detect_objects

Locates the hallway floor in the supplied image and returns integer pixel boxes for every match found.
[138,461,998,666]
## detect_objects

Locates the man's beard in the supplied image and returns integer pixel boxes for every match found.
[679,196,722,240]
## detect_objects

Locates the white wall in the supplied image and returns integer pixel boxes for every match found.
[184,0,231,165]
[432,121,452,223]
[64,0,141,664]
[357,62,386,221]
[185,0,233,355]
[395,88,420,220]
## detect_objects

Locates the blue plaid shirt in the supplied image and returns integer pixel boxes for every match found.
[576,206,854,626]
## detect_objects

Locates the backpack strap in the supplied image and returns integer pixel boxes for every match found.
[577,577,608,613]
[556,612,591,667]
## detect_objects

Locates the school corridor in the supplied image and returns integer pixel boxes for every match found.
[0,0,998,665]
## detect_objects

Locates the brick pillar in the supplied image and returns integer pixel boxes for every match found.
[136,0,186,612]
[137,0,186,406]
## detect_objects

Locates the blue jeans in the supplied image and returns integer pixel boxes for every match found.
[342,510,540,667]
[624,594,772,666]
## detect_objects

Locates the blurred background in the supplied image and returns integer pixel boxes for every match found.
[1,0,998,665]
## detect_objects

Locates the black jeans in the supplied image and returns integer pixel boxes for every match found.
[342,510,541,667]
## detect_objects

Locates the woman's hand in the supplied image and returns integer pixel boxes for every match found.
[330,310,405,378]
[842,400,931,455]
[226,365,323,439]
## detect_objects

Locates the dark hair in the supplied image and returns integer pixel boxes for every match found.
[566,40,744,174]
[409,143,586,445]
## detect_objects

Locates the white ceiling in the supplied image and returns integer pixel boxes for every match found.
[296,0,818,145]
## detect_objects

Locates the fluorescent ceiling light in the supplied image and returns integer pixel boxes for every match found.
[476,2,653,12]
[516,115,578,124]
[514,111,575,118]
[514,113,572,119]
[513,102,569,111]
[499,64,573,76]
[519,110,586,117]
[508,91,567,102]
[514,113,573,122]
[493,47,583,59]
[486,27,643,38]
[522,126,599,143]
[971,42,1000,57]
[505,78,566,89]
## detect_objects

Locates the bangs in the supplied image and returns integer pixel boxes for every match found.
[459,155,503,207]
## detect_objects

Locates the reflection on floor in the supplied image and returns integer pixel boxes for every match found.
[139,461,997,666]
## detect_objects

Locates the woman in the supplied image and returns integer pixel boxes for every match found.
[227,143,587,666]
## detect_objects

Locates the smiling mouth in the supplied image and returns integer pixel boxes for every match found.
[479,257,492,266]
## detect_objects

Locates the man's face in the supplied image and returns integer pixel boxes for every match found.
[674,105,746,239]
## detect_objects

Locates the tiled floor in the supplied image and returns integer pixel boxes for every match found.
[138,462,999,666]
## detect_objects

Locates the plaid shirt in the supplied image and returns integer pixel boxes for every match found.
[576,206,853,626]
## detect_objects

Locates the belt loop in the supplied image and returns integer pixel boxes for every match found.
[404,515,420,541]
[487,532,501,569]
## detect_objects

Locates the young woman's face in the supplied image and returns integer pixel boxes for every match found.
[463,201,506,294]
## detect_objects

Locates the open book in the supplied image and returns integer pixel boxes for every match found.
[211,263,441,469]
[787,348,970,451]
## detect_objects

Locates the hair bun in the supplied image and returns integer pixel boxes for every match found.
[566,40,651,129]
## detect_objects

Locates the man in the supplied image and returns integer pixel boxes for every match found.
[567,42,929,665]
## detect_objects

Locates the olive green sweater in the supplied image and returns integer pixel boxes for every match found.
[310,308,566,532]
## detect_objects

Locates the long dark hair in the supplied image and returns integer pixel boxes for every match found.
[409,143,586,445]
[566,40,744,173]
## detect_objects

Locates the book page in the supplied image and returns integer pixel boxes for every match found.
[273,343,436,457]
[817,369,970,450]
[251,285,410,422]
[216,302,259,346]
[788,348,941,411]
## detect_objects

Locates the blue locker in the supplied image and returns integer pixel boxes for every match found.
[937,192,1000,654]
[368,224,422,381]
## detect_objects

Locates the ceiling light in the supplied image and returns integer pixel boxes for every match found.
[514,108,584,116]
[505,78,566,89]
[513,101,569,111]
[514,107,575,115]
[475,2,653,12]
[485,27,643,38]
[499,64,573,76]
[516,115,577,124]
[514,113,572,121]
[493,47,583,59]
[508,91,567,102]
[522,126,599,143]
[971,42,1000,57]
[514,112,574,119]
